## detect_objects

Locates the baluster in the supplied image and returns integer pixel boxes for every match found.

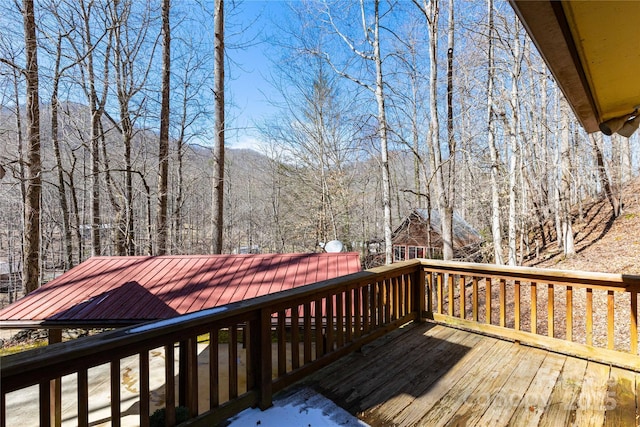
[326,297,334,351]
[389,277,402,320]
[548,284,554,338]
[336,293,344,348]
[259,309,273,410]
[140,350,150,427]
[353,289,361,339]
[631,290,638,355]
[291,306,300,369]
[499,279,506,327]
[375,281,382,327]
[586,288,593,346]
[448,274,454,317]
[78,369,89,427]
[472,277,479,322]
[39,380,51,427]
[315,298,324,357]
[277,311,286,376]
[110,360,120,427]
[1,389,6,427]
[362,285,370,333]
[384,279,392,324]
[165,344,176,426]
[304,302,312,363]
[459,276,466,320]
[531,282,537,334]
[437,273,444,314]
[566,286,573,341]
[608,290,615,349]
[229,326,238,399]
[514,280,520,331]
[485,278,492,325]
[345,288,353,343]
[187,337,199,416]
[210,330,219,408]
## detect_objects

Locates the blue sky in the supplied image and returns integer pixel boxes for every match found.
[225,1,291,150]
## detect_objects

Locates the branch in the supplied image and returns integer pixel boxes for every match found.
[321,51,374,93]
[0,57,25,76]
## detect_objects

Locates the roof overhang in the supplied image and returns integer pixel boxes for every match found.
[510,1,640,134]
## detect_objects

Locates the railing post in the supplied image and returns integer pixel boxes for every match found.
[164,343,176,427]
[48,328,62,427]
[39,381,51,427]
[259,308,273,410]
[186,337,199,417]
[417,266,426,321]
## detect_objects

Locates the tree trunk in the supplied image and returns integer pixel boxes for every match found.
[560,98,575,255]
[371,0,393,265]
[507,20,522,266]
[211,0,225,254]
[591,133,620,217]
[51,34,73,270]
[420,0,450,261]
[157,0,171,255]
[486,0,503,264]
[442,0,455,261]
[22,0,41,294]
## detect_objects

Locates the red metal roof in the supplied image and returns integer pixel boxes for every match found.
[0,253,361,327]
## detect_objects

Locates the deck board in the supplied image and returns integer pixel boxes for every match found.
[604,366,637,426]
[413,339,509,427]
[300,322,640,426]
[507,351,565,426]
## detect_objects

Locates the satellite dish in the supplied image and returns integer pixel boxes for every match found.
[324,240,344,253]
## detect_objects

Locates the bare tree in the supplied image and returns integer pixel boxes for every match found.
[211,0,225,254]
[486,0,503,264]
[22,0,41,293]
[63,0,113,256]
[319,0,394,264]
[414,0,456,260]
[559,97,575,255]
[506,19,522,265]
[591,133,619,217]
[157,0,171,255]
[49,31,75,269]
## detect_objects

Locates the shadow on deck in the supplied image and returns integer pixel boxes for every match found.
[299,322,639,427]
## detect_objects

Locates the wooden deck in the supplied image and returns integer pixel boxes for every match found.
[301,322,640,426]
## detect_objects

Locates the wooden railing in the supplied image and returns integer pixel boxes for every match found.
[3,259,640,427]
[421,260,640,371]
[0,261,423,427]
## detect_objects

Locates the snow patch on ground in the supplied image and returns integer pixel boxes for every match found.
[226,387,369,427]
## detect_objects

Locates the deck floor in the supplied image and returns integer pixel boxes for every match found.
[300,322,640,427]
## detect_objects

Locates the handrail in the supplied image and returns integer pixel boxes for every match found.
[3,259,640,426]
[1,260,423,427]
[420,259,640,371]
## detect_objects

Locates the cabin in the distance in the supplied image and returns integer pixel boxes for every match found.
[391,209,483,262]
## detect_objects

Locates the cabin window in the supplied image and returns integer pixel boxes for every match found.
[408,246,426,259]
[393,246,406,261]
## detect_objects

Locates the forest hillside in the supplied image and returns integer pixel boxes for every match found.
[525,178,640,275]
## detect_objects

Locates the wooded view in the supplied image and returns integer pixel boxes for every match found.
[0,0,635,297]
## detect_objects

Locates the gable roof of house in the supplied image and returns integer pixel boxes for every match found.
[0,253,361,328]
[393,209,482,249]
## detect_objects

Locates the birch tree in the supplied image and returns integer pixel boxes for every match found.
[319,0,393,264]
[414,0,456,260]
[486,0,503,264]
[506,19,523,265]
